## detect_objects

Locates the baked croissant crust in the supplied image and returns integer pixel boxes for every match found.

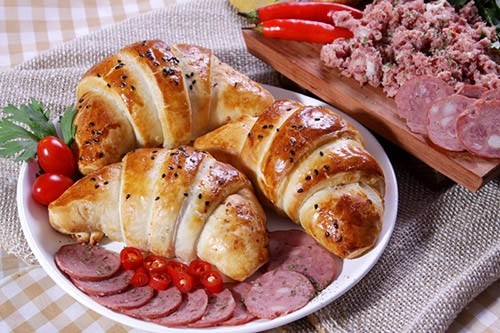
[74,40,274,175]
[48,146,269,281]
[194,99,385,259]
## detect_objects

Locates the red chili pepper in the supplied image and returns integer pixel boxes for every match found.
[130,267,150,287]
[241,2,363,24]
[120,247,144,270]
[254,19,354,44]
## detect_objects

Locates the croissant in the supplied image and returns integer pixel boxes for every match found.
[194,99,385,259]
[48,146,269,281]
[74,40,274,175]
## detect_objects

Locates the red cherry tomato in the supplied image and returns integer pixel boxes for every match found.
[144,255,169,273]
[130,267,150,287]
[149,271,172,291]
[32,173,73,205]
[37,136,76,177]
[120,247,144,270]
[171,270,194,293]
[188,259,212,279]
[200,270,223,294]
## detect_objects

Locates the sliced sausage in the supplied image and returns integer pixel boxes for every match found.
[222,282,256,326]
[267,229,343,291]
[268,229,316,254]
[457,84,487,99]
[456,100,500,158]
[245,269,315,320]
[153,288,208,327]
[92,286,155,310]
[395,75,453,134]
[189,289,236,327]
[55,243,121,281]
[71,269,133,296]
[426,95,475,151]
[122,287,182,319]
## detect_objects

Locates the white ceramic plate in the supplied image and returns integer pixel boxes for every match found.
[17,85,398,333]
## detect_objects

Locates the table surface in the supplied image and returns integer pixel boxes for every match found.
[0,1,499,332]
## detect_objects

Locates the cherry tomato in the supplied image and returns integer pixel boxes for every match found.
[149,271,172,291]
[37,136,77,177]
[171,270,194,293]
[32,173,73,205]
[200,270,223,294]
[120,247,143,270]
[188,259,212,279]
[130,267,149,287]
[144,255,169,273]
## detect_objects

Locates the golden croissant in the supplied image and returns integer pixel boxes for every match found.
[73,40,274,175]
[194,99,385,259]
[48,146,269,281]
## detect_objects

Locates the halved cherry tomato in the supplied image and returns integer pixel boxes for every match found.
[171,270,194,293]
[149,271,172,291]
[120,247,143,270]
[37,136,76,177]
[32,173,74,205]
[200,270,223,294]
[130,267,150,287]
[188,259,212,279]
[144,255,169,273]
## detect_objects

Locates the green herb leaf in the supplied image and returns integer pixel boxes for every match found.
[60,104,77,145]
[0,99,58,161]
[0,121,39,161]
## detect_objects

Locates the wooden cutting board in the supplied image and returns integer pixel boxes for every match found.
[243,30,500,192]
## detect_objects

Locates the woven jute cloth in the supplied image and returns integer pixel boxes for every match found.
[0,1,499,332]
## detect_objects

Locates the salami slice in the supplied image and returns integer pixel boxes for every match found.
[267,229,342,291]
[245,269,315,320]
[395,75,453,134]
[92,286,155,310]
[153,289,208,327]
[427,95,474,151]
[189,289,236,327]
[222,282,256,326]
[55,243,121,281]
[72,269,133,296]
[456,100,500,158]
[123,287,182,319]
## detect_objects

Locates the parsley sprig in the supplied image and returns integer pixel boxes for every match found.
[0,98,76,162]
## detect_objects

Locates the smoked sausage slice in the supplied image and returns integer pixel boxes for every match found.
[456,100,500,158]
[92,286,155,310]
[189,289,236,327]
[426,95,474,151]
[123,287,182,319]
[55,243,121,281]
[395,75,453,134]
[72,269,133,296]
[222,282,256,326]
[245,269,315,319]
[267,230,343,291]
[153,288,208,327]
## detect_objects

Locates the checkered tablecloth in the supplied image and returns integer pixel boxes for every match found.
[0,1,499,332]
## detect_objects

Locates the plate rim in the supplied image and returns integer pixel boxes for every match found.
[17,84,398,333]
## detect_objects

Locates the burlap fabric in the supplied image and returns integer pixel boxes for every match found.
[0,1,499,332]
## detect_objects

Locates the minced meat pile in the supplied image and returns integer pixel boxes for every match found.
[320,0,500,97]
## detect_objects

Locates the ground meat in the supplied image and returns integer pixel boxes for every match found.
[320,0,500,97]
